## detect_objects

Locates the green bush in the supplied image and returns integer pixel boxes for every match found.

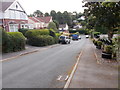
[104,45,113,54]
[55,33,61,37]
[97,41,103,46]
[19,28,29,36]
[1,28,9,52]
[25,29,49,39]
[49,29,56,37]
[3,32,26,53]
[28,35,55,46]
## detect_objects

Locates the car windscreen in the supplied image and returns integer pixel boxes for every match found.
[60,36,65,39]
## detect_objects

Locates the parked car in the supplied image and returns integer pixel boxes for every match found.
[72,34,79,40]
[59,35,71,44]
[78,36,81,39]
[86,35,89,38]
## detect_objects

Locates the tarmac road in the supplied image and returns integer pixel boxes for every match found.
[2,35,87,88]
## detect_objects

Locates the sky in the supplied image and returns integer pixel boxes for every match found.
[17,0,85,15]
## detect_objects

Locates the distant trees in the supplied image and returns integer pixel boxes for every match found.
[33,10,43,17]
[28,10,84,28]
[44,12,50,17]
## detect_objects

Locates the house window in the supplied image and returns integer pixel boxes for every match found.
[16,5,18,9]
[9,24,18,32]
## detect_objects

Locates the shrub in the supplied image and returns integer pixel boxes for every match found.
[55,33,61,37]
[104,45,113,54]
[1,28,9,52]
[49,29,56,37]
[25,29,49,39]
[28,35,55,46]
[19,28,29,36]
[97,41,102,46]
[3,32,26,53]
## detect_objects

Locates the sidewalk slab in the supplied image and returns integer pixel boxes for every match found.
[69,39,118,88]
[2,44,59,60]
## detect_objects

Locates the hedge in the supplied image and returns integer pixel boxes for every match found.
[28,35,55,46]
[19,28,29,36]
[25,29,49,39]
[2,30,26,53]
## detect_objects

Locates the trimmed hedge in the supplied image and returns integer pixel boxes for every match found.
[26,29,59,46]
[28,35,55,46]
[2,30,26,53]
[25,29,49,39]
[19,28,29,36]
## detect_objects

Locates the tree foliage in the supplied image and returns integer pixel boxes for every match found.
[83,1,120,39]
[47,22,58,32]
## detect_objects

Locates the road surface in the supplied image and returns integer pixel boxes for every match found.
[2,35,87,88]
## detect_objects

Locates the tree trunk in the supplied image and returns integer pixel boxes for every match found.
[108,31,114,40]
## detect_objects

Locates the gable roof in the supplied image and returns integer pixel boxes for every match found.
[40,16,52,23]
[0,1,13,12]
[35,17,44,22]
[0,0,27,15]
[28,16,52,23]
[28,17,39,23]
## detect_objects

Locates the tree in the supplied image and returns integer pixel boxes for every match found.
[56,11,64,24]
[50,10,57,20]
[47,22,58,32]
[83,1,120,40]
[63,11,72,26]
[33,10,43,17]
[53,20,59,29]
[45,12,50,17]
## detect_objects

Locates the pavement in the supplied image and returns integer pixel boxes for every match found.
[68,39,118,88]
[2,44,59,60]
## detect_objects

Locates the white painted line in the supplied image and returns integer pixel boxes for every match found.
[65,75,69,81]
[63,50,83,89]
[57,75,62,81]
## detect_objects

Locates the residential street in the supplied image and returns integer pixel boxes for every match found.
[2,35,86,88]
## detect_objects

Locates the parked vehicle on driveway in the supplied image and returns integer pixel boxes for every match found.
[59,35,71,44]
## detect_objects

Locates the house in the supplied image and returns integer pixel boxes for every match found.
[59,23,69,32]
[0,0,28,32]
[28,16,52,29]
[28,17,44,29]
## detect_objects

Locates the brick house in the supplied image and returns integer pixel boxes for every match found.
[28,16,52,29]
[0,0,28,32]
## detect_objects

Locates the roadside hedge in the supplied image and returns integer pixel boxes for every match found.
[26,29,59,46]
[19,28,29,36]
[28,35,55,46]
[2,30,26,53]
[25,29,49,39]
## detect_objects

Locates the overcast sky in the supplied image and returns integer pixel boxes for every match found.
[17,0,84,15]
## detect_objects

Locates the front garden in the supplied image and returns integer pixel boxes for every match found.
[1,27,61,53]
[92,35,120,61]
